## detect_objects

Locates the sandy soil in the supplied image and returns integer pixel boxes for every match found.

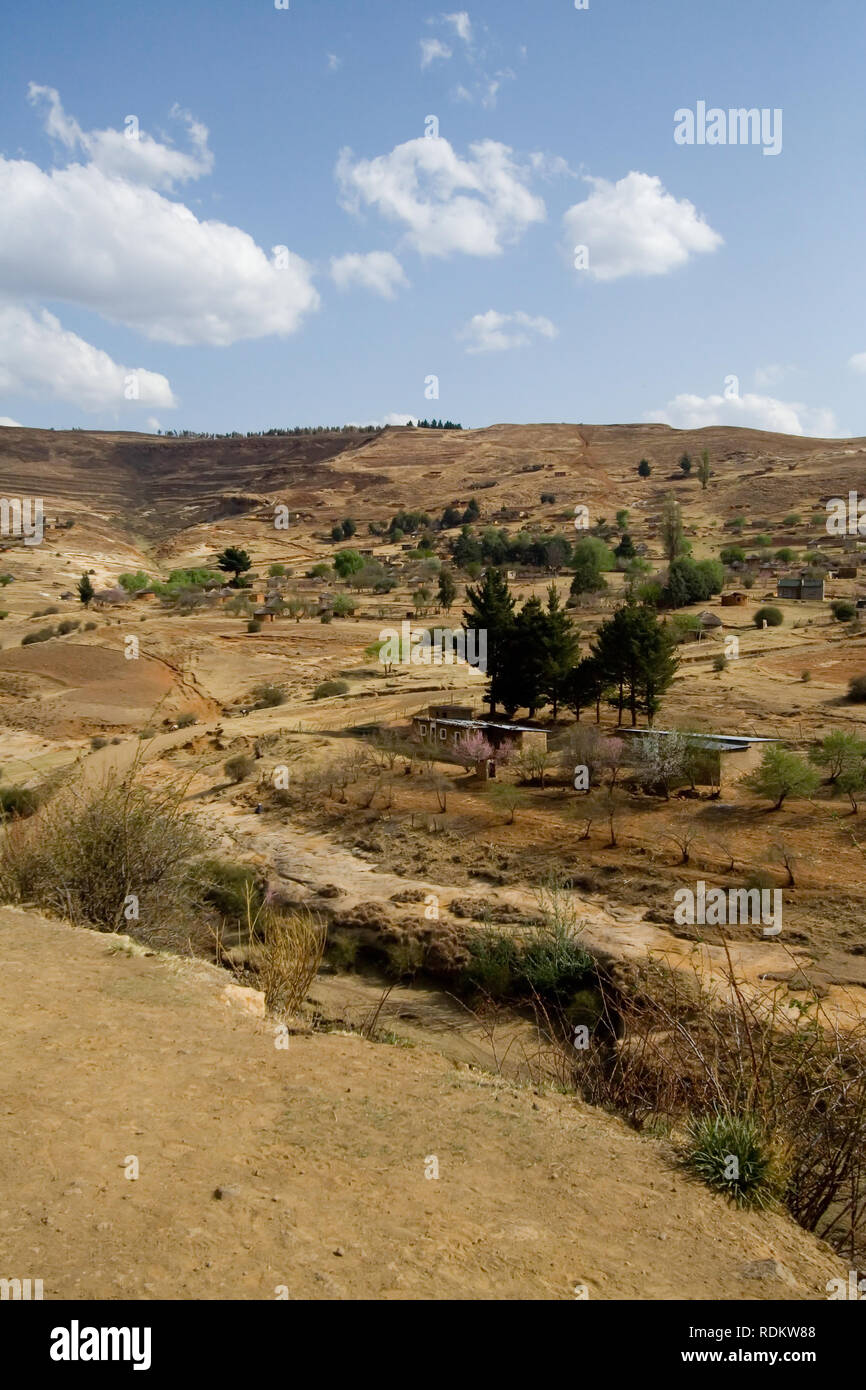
[0,907,846,1301]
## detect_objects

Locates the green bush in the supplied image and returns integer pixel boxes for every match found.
[847,675,866,702]
[683,1111,789,1210]
[461,926,592,1006]
[247,619,262,633]
[176,712,197,728]
[57,618,80,635]
[90,736,108,750]
[313,679,349,699]
[831,599,856,622]
[754,606,783,628]
[22,627,55,645]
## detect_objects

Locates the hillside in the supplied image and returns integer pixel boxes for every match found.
[0,907,846,1301]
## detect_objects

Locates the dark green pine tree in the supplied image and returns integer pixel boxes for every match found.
[463,568,516,715]
[592,603,679,726]
[540,585,579,720]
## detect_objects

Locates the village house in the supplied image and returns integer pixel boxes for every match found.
[721,591,748,607]
[777,575,825,601]
[412,706,548,754]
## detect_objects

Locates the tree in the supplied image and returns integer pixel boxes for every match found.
[569,537,612,601]
[333,549,364,579]
[679,453,692,475]
[697,449,711,490]
[809,731,866,783]
[462,496,480,523]
[77,573,94,607]
[540,585,579,719]
[661,556,724,609]
[592,603,679,726]
[637,459,652,478]
[634,730,690,800]
[437,568,457,612]
[499,596,549,718]
[463,568,516,715]
[742,746,820,810]
[217,546,252,584]
[341,518,357,538]
[616,509,630,530]
[615,532,636,560]
[564,655,606,723]
[661,496,685,563]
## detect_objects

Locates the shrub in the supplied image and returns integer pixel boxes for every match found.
[0,611,8,620]
[192,857,264,924]
[0,764,206,935]
[313,679,349,699]
[32,606,59,618]
[754,606,783,628]
[684,1111,789,1210]
[252,683,285,708]
[247,619,262,633]
[176,712,197,728]
[224,753,256,783]
[84,621,97,631]
[0,786,39,818]
[832,599,856,622]
[742,745,820,809]
[258,907,327,1017]
[139,727,156,740]
[90,736,109,750]
[848,675,866,702]
[783,514,801,527]
[713,655,727,672]
[332,594,356,617]
[22,627,55,645]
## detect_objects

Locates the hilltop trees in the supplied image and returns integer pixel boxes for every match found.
[697,449,712,490]
[77,573,94,607]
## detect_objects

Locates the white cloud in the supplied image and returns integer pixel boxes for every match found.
[329,251,409,299]
[421,38,452,67]
[0,305,176,410]
[530,151,577,181]
[646,390,841,438]
[443,12,472,42]
[0,416,22,426]
[327,53,342,72]
[336,136,545,258]
[563,171,722,281]
[29,86,213,192]
[0,90,319,347]
[458,309,557,353]
[848,352,866,374]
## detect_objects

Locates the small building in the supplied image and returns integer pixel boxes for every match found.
[132,589,157,601]
[619,729,778,788]
[698,610,723,632]
[253,607,276,623]
[838,566,859,579]
[412,712,547,754]
[91,587,128,608]
[777,576,825,601]
[721,591,748,607]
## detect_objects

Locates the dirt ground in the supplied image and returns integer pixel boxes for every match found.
[0,908,846,1301]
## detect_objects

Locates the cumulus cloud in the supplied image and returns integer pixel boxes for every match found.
[0,417,22,426]
[848,352,866,374]
[329,251,409,299]
[646,390,841,438]
[346,412,418,428]
[458,309,557,353]
[0,90,319,347]
[563,171,722,281]
[421,38,452,67]
[336,136,545,258]
[327,53,342,72]
[0,305,176,410]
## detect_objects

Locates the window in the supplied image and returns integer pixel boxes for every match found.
[439,728,447,741]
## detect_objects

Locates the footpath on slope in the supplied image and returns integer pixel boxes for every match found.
[0,907,846,1300]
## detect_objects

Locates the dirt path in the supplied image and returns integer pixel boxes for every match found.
[0,908,846,1300]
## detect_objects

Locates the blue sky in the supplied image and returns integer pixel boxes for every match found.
[1,0,864,436]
